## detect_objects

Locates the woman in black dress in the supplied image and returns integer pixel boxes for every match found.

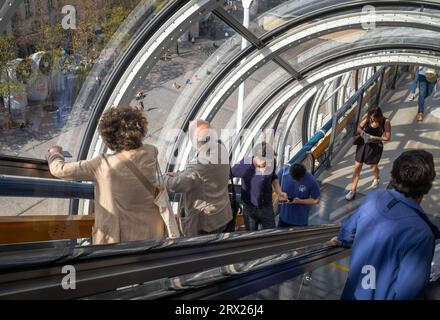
[346,107,392,200]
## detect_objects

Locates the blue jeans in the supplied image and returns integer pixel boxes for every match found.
[410,68,420,94]
[418,74,436,113]
[242,203,275,231]
[410,79,418,94]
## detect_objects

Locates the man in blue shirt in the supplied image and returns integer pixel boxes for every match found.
[231,143,287,231]
[331,150,439,300]
[278,163,321,227]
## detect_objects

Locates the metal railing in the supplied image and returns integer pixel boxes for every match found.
[0,225,342,299]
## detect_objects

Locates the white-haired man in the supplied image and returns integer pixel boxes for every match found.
[164,119,232,236]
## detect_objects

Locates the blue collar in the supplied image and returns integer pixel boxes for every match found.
[388,189,425,214]
[281,165,291,176]
[388,189,440,239]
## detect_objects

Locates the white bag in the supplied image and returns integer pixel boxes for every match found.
[425,68,438,83]
[154,163,181,238]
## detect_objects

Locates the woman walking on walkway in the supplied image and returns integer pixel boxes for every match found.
[346,107,391,201]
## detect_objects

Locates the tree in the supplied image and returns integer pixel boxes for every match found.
[36,24,65,64]
[0,35,22,125]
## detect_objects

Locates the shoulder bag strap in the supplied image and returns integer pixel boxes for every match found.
[115,152,156,197]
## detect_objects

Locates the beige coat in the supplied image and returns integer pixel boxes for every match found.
[164,145,232,236]
[48,144,166,245]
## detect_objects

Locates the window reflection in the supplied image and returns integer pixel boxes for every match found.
[0,0,150,159]
[0,1,168,221]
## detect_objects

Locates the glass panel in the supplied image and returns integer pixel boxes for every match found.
[240,257,350,300]
[111,13,245,168]
[79,241,345,299]
[209,61,289,161]
[280,27,440,73]
[311,81,337,137]
[210,61,287,131]
[222,0,440,38]
[251,0,440,37]
[281,98,305,163]
[0,0,170,160]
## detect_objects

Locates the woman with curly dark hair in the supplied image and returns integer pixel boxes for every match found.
[47,106,167,245]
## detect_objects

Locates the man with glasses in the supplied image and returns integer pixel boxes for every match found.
[231,142,287,231]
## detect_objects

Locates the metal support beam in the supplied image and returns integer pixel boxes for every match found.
[213,7,302,80]
[355,91,364,130]
[0,176,94,199]
[273,57,303,80]
[234,48,440,163]
[375,68,386,106]
[327,78,342,167]
[391,66,400,90]
[212,7,263,49]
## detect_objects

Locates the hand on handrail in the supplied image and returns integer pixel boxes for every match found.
[328,236,342,247]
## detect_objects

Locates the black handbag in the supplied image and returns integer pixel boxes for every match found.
[224,175,242,233]
[353,135,365,146]
[216,139,242,233]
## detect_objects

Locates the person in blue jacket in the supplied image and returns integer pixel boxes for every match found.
[278,163,321,227]
[331,150,439,300]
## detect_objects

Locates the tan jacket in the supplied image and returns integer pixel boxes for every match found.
[164,147,232,236]
[48,144,166,245]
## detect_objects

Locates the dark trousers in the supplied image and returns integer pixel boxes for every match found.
[199,224,228,235]
[278,219,307,228]
[242,203,275,231]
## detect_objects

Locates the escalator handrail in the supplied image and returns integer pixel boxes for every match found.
[0,225,340,299]
[85,245,351,300]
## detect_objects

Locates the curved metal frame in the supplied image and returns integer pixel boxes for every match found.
[79,0,214,161]
[3,1,440,216]
[62,0,440,172]
[241,43,440,159]
[200,12,440,121]
[231,44,440,164]
[276,88,319,166]
[307,82,334,141]
[184,0,440,137]
[235,52,440,162]
[172,11,440,169]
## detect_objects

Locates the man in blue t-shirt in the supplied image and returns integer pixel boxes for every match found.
[278,163,321,227]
